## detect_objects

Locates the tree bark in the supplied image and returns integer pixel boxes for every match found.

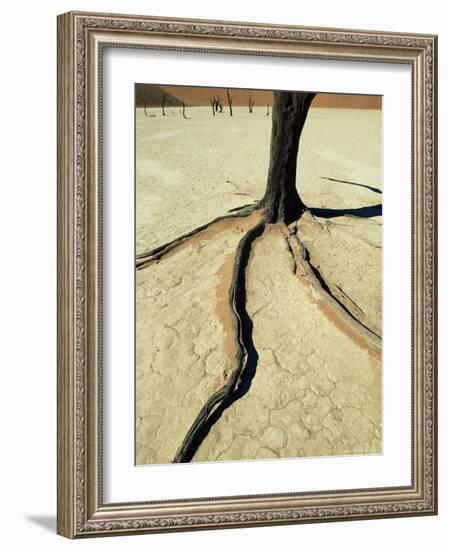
[227,89,233,117]
[260,91,316,224]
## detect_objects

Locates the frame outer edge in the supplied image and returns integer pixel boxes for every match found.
[430,34,438,514]
[56,10,438,537]
[57,12,77,539]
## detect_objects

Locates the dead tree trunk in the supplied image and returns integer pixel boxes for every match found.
[144,101,149,117]
[266,103,270,116]
[260,90,316,224]
[161,94,166,116]
[248,96,254,113]
[219,102,223,113]
[227,89,233,117]
[215,96,221,112]
[209,97,215,116]
[181,98,189,119]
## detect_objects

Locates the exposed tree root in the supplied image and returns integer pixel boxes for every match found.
[171,206,381,462]
[172,216,266,463]
[136,203,259,269]
[279,222,382,354]
[335,284,364,315]
[140,188,382,461]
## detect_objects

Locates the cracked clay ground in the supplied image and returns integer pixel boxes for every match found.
[135,106,382,465]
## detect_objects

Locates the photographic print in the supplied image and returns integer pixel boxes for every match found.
[135,84,382,465]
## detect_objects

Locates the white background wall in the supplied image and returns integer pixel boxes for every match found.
[0,1,446,548]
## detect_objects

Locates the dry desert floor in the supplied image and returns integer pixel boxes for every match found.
[135,106,382,465]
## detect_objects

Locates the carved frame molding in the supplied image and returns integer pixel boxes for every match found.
[57,11,437,538]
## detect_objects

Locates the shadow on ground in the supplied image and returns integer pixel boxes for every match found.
[25,515,56,533]
[321,176,382,195]
[310,204,382,219]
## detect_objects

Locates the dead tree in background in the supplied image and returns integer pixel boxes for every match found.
[209,97,216,116]
[214,96,221,112]
[266,103,270,116]
[161,94,166,116]
[227,89,233,117]
[260,90,316,224]
[248,96,255,113]
[219,101,223,113]
[181,98,190,119]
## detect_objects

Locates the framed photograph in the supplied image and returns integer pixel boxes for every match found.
[57,11,438,538]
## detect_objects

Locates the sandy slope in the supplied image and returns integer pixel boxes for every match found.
[135,105,382,465]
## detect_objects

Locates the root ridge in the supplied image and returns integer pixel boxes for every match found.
[280,222,381,353]
[137,203,259,269]
[173,218,266,463]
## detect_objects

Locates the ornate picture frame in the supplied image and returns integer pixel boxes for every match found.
[57,11,437,538]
